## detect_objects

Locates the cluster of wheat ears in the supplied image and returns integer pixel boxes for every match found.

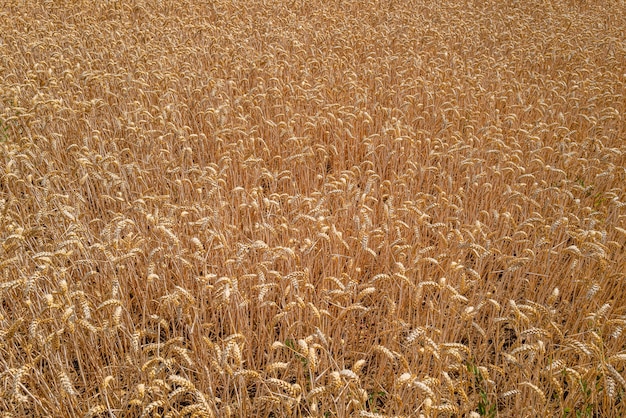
[0,0,625,416]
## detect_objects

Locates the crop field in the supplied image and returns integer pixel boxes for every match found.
[1,0,625,416]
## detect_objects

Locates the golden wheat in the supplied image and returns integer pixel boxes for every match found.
[0,0,625,416]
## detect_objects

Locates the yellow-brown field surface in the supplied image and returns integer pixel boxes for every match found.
[1,0,625,416]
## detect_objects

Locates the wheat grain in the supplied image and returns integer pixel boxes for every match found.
[520,381,546,403]
[85,405,107,418]
[58,372,77,397]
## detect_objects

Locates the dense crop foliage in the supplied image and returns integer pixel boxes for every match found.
[1,0,625,416]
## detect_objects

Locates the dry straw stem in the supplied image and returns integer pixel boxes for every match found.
[1,0,626,416]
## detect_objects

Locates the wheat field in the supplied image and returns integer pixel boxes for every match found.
[1,0,625,417]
